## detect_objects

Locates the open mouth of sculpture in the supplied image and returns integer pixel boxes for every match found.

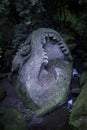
[41,31,71,58]
[38,34,66,89]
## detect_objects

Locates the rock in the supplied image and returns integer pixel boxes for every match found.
[0,87,7,102]
[70,81,87,130]
[11,28,73,116]
[80,71,87,86]
[0,107,26,130]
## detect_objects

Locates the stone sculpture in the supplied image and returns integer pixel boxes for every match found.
[11,28,73,116]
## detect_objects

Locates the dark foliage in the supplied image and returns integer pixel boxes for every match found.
[0,0,87,72]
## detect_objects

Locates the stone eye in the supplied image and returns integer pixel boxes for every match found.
[20,45,31,56]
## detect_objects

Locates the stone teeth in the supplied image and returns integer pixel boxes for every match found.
[43,51,47,56]
[44,55,48,59]
[57,42,69,55]
[43,50,49,65]
[45,33,48,37]
[43,59,48,65]
[61,48,69,55]
[58,42,63,45]
[61,48,66,51]
[59,45,64,48]
[64,51,69,55]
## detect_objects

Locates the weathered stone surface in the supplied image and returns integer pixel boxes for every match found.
[70,81,87,130]
[11,28,73,116]
[80,71,87,85]
[0,107,26,130]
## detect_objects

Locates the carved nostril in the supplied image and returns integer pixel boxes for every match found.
[58,45,70,56]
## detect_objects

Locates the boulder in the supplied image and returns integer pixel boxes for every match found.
[11,28,73,116]
[80,71,87,86]
[70,81,87,130]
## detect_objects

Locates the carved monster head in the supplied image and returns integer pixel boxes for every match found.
[12,28,73,116]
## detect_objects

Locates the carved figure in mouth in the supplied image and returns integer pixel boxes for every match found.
[11,28,73,116]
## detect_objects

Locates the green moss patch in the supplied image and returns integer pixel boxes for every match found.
[36,83,70,117]
[80,71,87,86]
[16,83,39,110]
[70,82,87,130]
[0,107,26,130]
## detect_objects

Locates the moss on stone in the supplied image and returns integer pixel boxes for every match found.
[80,71,87,86]
[0,107,26,130]
[34,62,72,117]
[0,87,7,102]
[36,84,69,117]
[21,109,32,121]
[70,82,87,130]
[15,61,72,117]
[16,83,39,110]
